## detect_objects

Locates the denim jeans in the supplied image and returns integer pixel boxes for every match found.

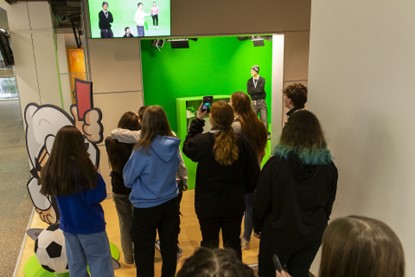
[137,26,145,37]
[251,99,268,130]
[113,193,134,263]
[242,191,255,242]
[63,231,114,277]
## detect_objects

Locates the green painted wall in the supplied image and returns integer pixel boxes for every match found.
[140,36,273,132]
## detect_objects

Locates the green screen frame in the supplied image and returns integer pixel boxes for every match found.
[140,36,273,132]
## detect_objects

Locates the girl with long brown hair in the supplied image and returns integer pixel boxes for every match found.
[105,111,140,264]
[123,106,180,277]
[40,125,113,277]
[230,91,268,250]
[253,110,338,277]
[183,100,260,259]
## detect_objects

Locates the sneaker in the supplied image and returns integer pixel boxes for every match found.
[155,239,161,252]
[241,237,250,250]
[177,245,183,260]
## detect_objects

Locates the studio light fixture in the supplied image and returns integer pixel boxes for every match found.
[152,39,165,51]
[168,38,189,48]
[166,38,198,49]
[251,36,265,47]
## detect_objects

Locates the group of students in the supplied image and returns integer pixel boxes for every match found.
[38,84,405,277]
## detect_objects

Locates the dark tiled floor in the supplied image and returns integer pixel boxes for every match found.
[0,100,33,276]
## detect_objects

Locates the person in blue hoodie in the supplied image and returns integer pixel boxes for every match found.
[40,125,113,277]
[253,110,338,277]
[123,105,180,277]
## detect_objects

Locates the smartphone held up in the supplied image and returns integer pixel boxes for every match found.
[201,96,213,113]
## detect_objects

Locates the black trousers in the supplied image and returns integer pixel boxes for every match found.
[131,198,179,277]
[197,214,243,259]
[100,28,113,38]
[258,234,321,277]
[152,14,159,26]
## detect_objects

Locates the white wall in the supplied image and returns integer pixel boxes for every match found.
[56,34,73,112]
[308,1,415,275]
[271,34,285,148]
[0,7,7,29]
[5,2,62,111]
[86,38,144,189]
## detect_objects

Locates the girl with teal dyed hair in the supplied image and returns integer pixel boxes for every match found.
[253,110,338,277]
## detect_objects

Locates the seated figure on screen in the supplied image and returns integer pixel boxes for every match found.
[151,2,160,29]
[123,27,134,38]
[134,2,150,37]
[99,1,114,38]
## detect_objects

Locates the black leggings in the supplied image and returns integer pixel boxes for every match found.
[197,214,243,259]
[152,14,159,26]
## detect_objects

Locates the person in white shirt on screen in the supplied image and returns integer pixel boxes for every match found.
[134,2,150,37]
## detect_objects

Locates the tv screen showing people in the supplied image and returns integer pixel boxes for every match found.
[88,0,171,38]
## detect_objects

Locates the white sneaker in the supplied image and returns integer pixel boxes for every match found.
[241,237,250,250]
[155,239,161,252]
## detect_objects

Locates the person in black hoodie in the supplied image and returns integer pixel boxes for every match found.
[253,110,338,277]
[183,101,260,259]
[105,111,140,264]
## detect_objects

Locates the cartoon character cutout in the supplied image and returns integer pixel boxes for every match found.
[24,103,103,224]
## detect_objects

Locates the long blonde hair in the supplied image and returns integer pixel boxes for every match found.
[210,101,239,166]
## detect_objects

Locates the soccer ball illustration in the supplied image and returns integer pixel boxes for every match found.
[34,224,68,273]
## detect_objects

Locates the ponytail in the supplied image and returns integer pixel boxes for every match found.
[213,127,239,166]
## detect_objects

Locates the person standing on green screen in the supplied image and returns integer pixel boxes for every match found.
[151,2,160,29]
[98,1,114,38]
[247,65,268,132]
[134,2,150,37]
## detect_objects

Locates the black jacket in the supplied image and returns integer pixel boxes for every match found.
[104,137,133,195]
[99,10,113,30]
[253,150,338,243]
[183,118,260,218]
[247,76,266,100]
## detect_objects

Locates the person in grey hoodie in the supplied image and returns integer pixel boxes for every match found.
[123,106,180,277]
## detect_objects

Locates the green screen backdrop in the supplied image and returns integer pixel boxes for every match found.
[140,36,273,132]
[88,0,171,38]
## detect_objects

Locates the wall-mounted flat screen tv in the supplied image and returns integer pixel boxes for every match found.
[88,0,171,38]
